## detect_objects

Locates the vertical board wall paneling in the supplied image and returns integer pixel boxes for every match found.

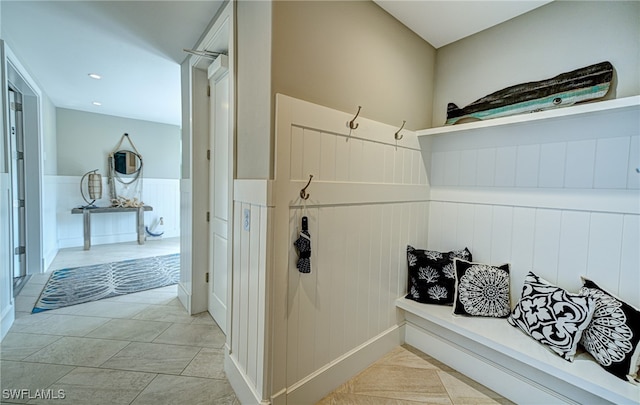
[556,211,591,292]
[627,136,640,189]
[274,95,429,401]
[619,215,640,308]
[531,209,562,283]
[230,198,269,394]
[586,213,624,294]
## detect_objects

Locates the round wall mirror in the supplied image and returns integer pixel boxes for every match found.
[113,150,142,175]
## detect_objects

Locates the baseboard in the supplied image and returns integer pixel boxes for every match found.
[43,245,58,271]
[225,353,268,405]
[1,302,15,340]
[177,282,191,314]
[283,324,403,405]
[404,323,567,405]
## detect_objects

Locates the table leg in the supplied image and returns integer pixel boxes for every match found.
[137,207,145,245]
[83,209,91,250]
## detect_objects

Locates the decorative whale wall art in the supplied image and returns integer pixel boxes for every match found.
[446,61,614,125]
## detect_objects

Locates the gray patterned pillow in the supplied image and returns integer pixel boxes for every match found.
[453,259,511,318]
[508,272,595,362]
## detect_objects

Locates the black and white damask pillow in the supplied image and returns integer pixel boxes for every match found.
[453,259,511,318]
[508,272,595,362]
[579,277,640,383]
[406,245,472,305]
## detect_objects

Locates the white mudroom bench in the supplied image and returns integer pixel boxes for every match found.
[397,297,639,405]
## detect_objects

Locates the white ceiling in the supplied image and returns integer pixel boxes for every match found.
[374,1,552,49]
[1,1,551,127]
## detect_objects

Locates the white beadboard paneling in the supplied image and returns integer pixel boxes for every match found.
[442,150,461,186]
[440,203,458,249]
[237,202,250,372]
[586,213,624,295]
[290,126,304,181]
[556,211,590,293]
[367,204,383,336]
[366,141,385,184]
[627,136,640,189]
[510,208,536,303]
[349,138,365,183]
[459,149,478,187]
[274,95,429,402]
[476,148,496,187]
[472,205,493,263]
[619,215,640,308]
[402,148,414,185]
[314,207,331,371]
[594,136,630,189]
[335,136,350,182]
[328,207,347,360]
[430,151,445,187]
[383,147,395,184]
[302,129,322,180]
[494,146,517,187]
[564,139,596,188]
[538,142,566,188]
[455,203,475,252]
[320,132,337,182]
[515,144,540,187]
[393,142,404,184]
[247,205,261,385]
[489,206,513,265]
[532,209,562,283]
[427,201,444,252]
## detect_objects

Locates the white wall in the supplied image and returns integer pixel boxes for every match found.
[56,108,180,179]
[56,176,180,249]
[433,1,640,126]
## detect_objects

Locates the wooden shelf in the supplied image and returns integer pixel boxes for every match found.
[417,95,640,137]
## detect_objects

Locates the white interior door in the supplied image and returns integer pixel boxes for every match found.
[208,56,230,333]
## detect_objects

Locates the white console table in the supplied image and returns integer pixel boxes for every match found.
[71,206,153,250]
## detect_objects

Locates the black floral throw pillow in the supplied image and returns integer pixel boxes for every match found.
[508,272,595,362]
[579,278,640,383]
[406,245,472,305]
[453,259,511,318]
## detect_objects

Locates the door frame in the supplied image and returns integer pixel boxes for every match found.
[178,1,235,336]
[4,45,44,280]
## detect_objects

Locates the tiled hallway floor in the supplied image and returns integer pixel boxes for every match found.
[318,345,513,405]
[1,239,238,404]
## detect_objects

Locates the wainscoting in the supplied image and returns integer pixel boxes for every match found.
[224,95,639,404]
[52,176,180,250]
[271,95,430,404]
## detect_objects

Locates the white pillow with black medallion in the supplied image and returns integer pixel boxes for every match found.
[578,277,640,384]
[453,259,511,318]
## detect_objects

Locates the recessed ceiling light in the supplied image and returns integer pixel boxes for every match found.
[92,101,102,106]
[88,73,102,80]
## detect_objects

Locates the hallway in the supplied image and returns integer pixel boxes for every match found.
[1,239,238,404]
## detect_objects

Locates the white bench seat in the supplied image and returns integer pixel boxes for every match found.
[396,297,639,405]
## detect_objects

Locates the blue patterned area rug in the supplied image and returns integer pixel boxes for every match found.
[33,253,180,313]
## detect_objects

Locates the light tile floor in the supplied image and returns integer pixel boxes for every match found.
[2,238,511,405]
[317,345,514,405]
[1,238,239,404]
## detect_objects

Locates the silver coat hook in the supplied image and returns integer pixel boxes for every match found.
[395,120,406,140]
[348,106,362,130]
